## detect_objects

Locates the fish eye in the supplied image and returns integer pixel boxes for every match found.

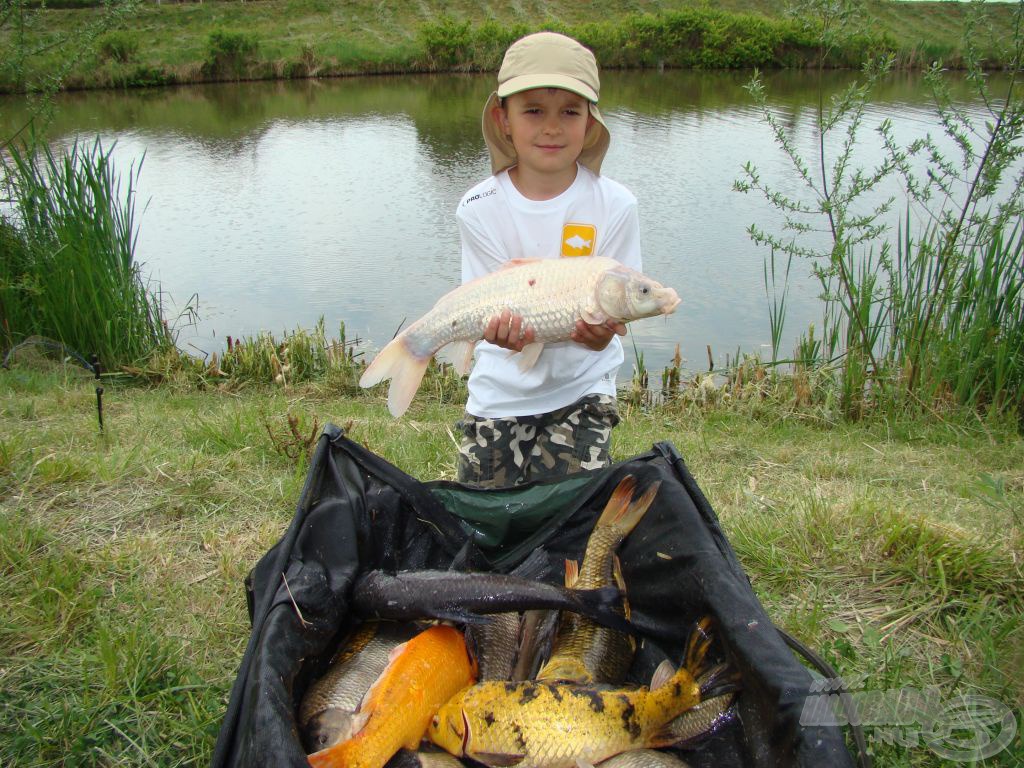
[431,716,440,727]
[641,286,650,295]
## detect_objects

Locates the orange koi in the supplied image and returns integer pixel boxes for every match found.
[308,624,477,768]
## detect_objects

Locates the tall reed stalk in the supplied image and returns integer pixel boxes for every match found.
[1,138,173,367]
[888,219,1024,414]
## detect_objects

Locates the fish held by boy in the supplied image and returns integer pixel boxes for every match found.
[359,257,681,417]
[307,624,477,768]
[299,621,418,752]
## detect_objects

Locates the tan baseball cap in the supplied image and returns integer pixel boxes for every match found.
[482,32,610,175]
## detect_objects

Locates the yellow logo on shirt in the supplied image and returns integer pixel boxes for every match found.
[561,223,597,257]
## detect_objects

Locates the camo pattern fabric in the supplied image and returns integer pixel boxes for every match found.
[456,394,620,487]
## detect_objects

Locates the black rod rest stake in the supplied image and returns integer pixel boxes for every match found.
[91,353,104,433]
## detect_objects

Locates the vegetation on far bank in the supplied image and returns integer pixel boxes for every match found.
[1,0,1022,94]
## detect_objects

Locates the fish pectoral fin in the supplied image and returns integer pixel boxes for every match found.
[575,760,597,768]
[649,659,676,690]
[580,306,607,325]
[448,341,476,377]
[348,709,372,737]
[514,342,544,372]
[471,751,526,767]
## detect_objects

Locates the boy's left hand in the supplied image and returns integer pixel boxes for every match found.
[570,319,626,351]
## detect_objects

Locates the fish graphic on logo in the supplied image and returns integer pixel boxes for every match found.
[561,223,597,257]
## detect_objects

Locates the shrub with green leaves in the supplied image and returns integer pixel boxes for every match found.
[204,29,259,79]
[97,30,139,64]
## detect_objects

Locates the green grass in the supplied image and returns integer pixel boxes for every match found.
[1,361,1021,765]
[1,0,1020,93]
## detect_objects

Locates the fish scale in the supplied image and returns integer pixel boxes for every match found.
[299,621,417,751]
[404,258,616,356]
[359,257,680,417]
[537,478,660,685]
[427,662,702,768]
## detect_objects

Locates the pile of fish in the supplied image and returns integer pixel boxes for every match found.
[301,476,739,768]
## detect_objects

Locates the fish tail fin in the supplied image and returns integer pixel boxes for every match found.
[595,475,637,527]
[358,336,430,417]
[684,615,714,676]
[611,479,662,538]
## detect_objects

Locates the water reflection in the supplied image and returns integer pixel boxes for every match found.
[0,70,1015,376]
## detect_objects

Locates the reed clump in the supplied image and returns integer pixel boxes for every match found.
[0,138,174,370]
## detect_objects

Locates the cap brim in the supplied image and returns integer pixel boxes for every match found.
[496,74,598,102]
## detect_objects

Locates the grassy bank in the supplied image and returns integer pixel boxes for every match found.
[1,0,1020,93]
[1,358,1022,765]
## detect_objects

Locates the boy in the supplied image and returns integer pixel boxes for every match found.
[456,31,643,487]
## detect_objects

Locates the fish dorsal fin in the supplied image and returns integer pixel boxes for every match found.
[499,258,541,270]
[348,709,371,737]
[650,659,676,690]
[563,558,580,588]
[515,342,544,372]
[597,475,637,526]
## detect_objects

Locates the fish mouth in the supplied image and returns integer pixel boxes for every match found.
[659,288,682,314]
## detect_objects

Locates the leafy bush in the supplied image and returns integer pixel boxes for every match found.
[97,30,139,64]
[204,29,259,79]
[416,10,890,73]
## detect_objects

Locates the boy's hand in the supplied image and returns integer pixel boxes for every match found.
[484,309,536,351]
[570,319,626,351]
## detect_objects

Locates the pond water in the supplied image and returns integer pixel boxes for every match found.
[1,70,1014,377]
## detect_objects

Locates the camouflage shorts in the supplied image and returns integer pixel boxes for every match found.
[456,394,620,488]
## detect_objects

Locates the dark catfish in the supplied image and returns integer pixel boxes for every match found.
[351,552,634,635]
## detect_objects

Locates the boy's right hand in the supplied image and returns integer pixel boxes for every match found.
[484,309,536,351]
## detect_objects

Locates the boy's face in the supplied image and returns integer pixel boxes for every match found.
[494,88,595,180]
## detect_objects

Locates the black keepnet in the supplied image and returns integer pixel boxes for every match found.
[211,424,855,768]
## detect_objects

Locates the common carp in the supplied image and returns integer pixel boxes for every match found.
[538,476,660,685]
[299,621,418,752]
[427,660,701,768]
[308,624,477,768]
[359,257,681,416]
